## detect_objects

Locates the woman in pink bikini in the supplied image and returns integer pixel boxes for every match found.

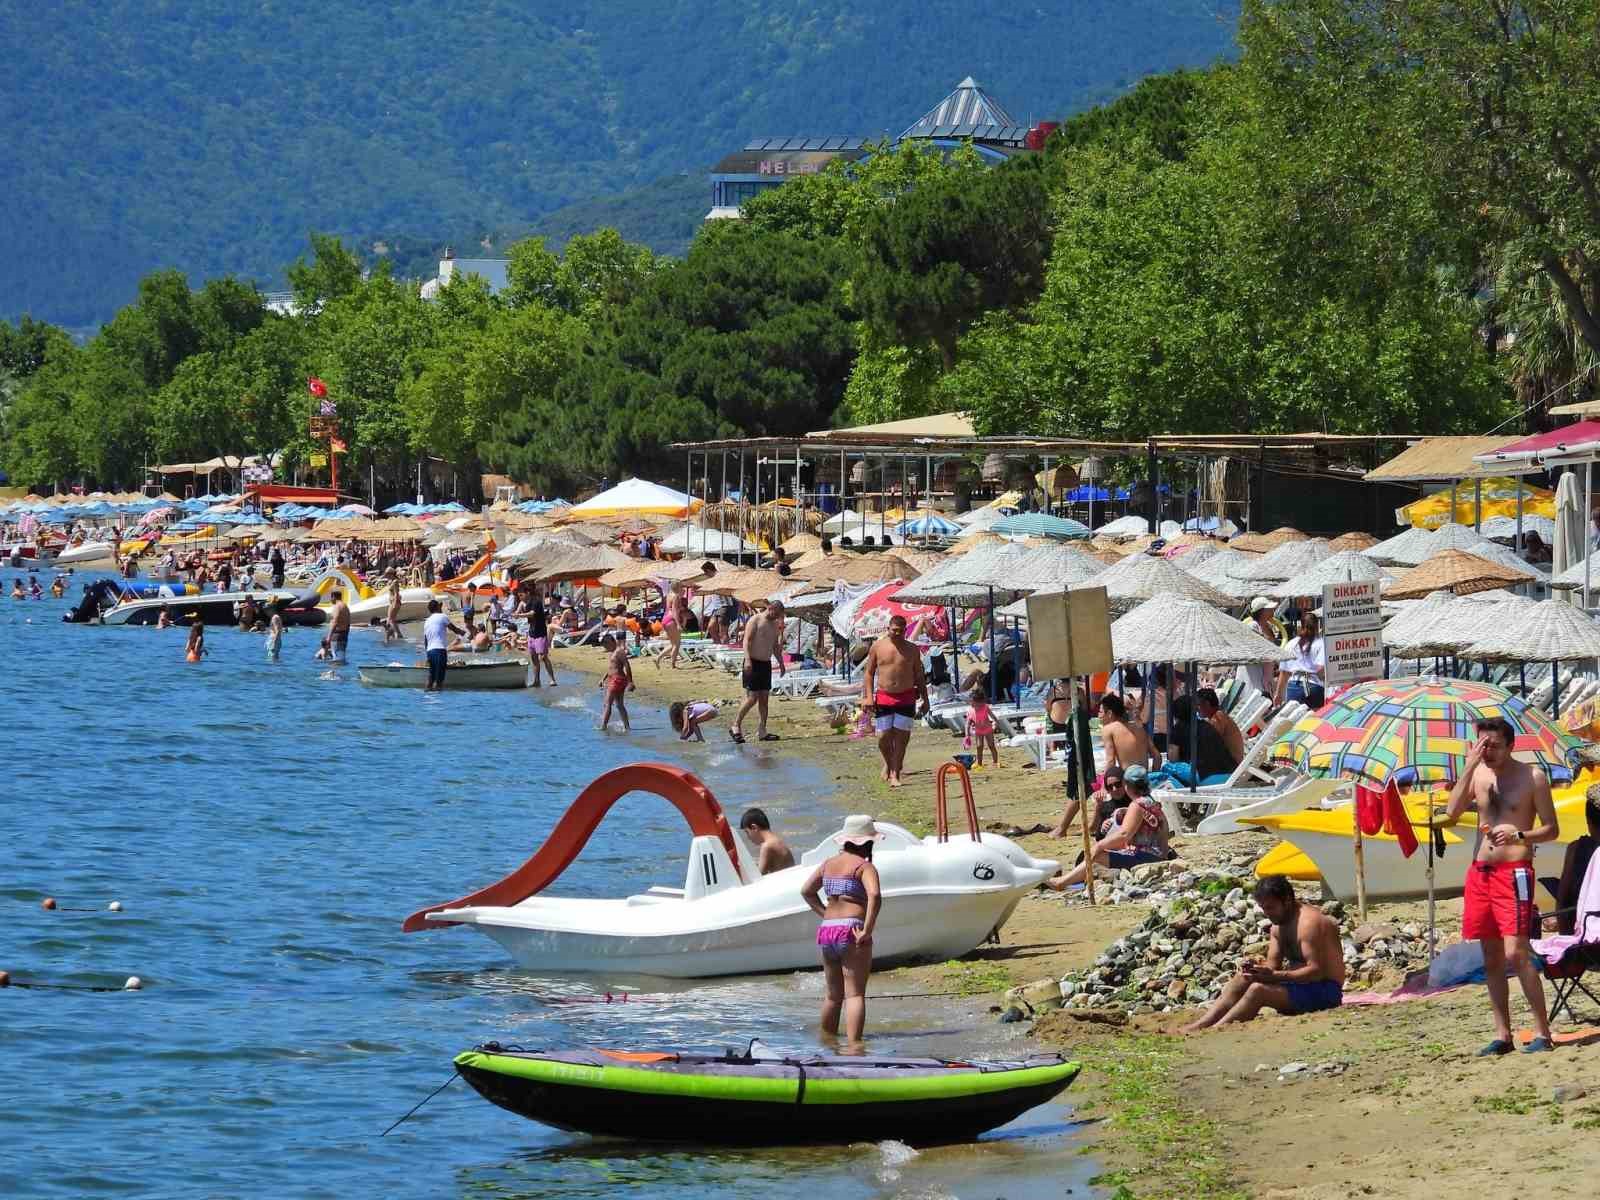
[654,582,690,670]
[801,815,883,1045]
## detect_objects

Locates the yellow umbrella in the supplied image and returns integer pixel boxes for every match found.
[1399,476,1555,529]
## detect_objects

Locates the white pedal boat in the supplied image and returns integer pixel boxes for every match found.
[56,541,116,565]
[348,586,444,624]
[404,762,1058,977]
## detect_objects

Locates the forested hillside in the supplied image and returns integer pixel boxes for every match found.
[1,1,1239,327]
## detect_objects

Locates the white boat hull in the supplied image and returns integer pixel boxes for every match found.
[348,587,441,624]
[1262,826,1466,901]
[427,830,1055,978]
[57,542,115,565]
[360,658,529,689]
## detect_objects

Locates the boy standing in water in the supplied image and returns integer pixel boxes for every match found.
[598,633,635,732]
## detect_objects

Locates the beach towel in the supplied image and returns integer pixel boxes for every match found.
[1531,849,1600,966]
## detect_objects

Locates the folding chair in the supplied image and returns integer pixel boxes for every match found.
[1533,849,1600,1025]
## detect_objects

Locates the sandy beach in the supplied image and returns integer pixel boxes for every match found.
[556,641,1600,1198]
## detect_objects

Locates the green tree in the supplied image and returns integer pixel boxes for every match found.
[287,233,365,314]
[1239,0,1600,356]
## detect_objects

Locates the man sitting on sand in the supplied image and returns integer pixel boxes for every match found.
[739,808,795,874]
[1183,875,1345,1031]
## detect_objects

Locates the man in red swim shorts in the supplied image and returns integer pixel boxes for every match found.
[1442,716,1559,1055]
[860,614,928,788]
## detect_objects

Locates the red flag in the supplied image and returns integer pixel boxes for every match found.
[330,438,347,454]
[307,376,329,399]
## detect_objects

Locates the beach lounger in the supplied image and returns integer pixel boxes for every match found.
[1152,703,1308,831]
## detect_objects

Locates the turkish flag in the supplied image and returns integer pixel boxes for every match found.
[307,376,328,398]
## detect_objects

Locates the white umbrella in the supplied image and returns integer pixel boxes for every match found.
[1095,515,1149,539]
[1362,526,1440,567]
[1105,593,1293,665]
[1554,470,1584,607]
[1181,548,1265,600]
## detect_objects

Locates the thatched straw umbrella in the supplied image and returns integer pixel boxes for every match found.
[1227,532,1274,553]
[1231,538,1334,582]
[1463,598,1600,715]
[1384,550,1535,600]
[1329,531,1380,552]
[1266,550,1392,601]
[1361,526,1439,566]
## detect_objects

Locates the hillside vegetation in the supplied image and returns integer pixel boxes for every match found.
[1,1,1239,326]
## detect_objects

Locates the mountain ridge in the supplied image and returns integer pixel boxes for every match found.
[1,1,1238,326]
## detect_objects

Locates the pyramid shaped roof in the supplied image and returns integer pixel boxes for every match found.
[901,77,1018,139]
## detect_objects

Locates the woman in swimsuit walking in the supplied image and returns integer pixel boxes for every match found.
[801,815,883,1045]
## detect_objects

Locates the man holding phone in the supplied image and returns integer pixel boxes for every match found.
[1182,875,1345,1031]
[1443,716,1559,1055]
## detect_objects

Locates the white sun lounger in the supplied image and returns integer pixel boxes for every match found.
[1152,703,1308,831]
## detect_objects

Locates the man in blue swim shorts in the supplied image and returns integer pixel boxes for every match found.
[1182,874,1346,1032]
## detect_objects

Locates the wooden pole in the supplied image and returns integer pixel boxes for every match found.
[1352,819,1368,921]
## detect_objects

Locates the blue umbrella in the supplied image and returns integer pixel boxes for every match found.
[895,514,961,539]
[991,513,1091,540]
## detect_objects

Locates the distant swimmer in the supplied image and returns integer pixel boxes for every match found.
[28,577,42,599]
[156,603,173,630]
[49,576,65,598]
[185,622,206,662]
[9,579,22,600]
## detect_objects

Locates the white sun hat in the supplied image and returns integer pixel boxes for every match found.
[833,814,883,843]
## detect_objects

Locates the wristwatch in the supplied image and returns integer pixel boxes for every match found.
[1515,830,1525,842]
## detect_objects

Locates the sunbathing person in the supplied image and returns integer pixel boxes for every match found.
[1182,874,1345,1031]
[1045,764,1171,889]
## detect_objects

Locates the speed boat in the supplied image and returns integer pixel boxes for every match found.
[404,762,1058,977]
[62,578,326,626]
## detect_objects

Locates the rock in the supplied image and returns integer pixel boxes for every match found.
[1255,1063,1275,1073]
[1279,1061,1309,1075]
[1351,922,1398,948]
[1167,979,1187,1001]
[1554,1083,1588,1104]
[998,1004,1029,1024]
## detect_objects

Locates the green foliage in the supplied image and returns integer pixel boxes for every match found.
[3,2,1243,328]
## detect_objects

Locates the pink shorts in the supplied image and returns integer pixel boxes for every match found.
[527,636,548,655]
[817,918,864,960]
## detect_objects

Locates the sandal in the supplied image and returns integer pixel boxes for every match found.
[759,733,780,741]
[728,730,745,745]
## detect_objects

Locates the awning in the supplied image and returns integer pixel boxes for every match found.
[1363,436,1513,482]
[1474,420,1600,469]
[808,411,976,439]
[246,484,344,505]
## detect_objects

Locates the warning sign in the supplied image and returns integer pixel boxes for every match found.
[1322,580,1383,686]
[1322,580,1381,636]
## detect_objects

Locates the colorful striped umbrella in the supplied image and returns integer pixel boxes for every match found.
[1270,678,1584,790]
[895,513,962,539]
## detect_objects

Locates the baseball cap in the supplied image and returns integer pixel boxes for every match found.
[1122,763,1149,786]
[1248,597,1274,614]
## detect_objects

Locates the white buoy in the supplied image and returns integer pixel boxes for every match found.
[123,976,142,990]
[108,901,122,912]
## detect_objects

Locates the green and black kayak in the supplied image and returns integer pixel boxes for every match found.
[455,1042,1081,1145]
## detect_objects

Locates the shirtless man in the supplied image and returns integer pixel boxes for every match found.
[597,632,635,732]
[1098,693,1153,771]
[328,590,351,662]
[861,614,929,788]
[1196,687,1245,764]
[383,584,403,643]
[1183,874,1346,1031]
[731,600,786,744]
[1443,716,1558,1055]
[739,807,796,874]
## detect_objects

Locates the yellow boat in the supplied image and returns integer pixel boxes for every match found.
[1245,774,1595,899]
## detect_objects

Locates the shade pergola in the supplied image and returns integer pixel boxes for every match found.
[1384,550,1534,601]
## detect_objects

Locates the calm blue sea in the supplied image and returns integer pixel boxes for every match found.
[3,572,1099,1199]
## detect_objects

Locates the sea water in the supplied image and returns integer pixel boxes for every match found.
[2,574,1100,1198]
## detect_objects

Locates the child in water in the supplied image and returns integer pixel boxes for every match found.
[185,622,207,661]
[669,700,721,741]
[964,687,1000,768]
[9,579,23,599]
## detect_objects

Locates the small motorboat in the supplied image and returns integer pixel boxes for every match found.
[359,657,529,689]
[63,579,326,626]
[56,541,116,566]
[454,1043,1081,1145]
[404,762,1059,977]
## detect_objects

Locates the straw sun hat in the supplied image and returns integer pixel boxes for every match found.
[833,815,883,844]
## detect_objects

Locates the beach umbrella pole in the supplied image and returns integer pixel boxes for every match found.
[1352,819,1368,922]
[1188,659,1198,794]
[1426,799,1437,962]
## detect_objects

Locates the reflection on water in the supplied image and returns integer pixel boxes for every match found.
[4,576,1100,1198]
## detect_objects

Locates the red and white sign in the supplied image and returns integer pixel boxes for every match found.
[1322,580,1383,686]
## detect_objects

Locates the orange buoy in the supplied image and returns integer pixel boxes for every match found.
[41,897,56,910]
